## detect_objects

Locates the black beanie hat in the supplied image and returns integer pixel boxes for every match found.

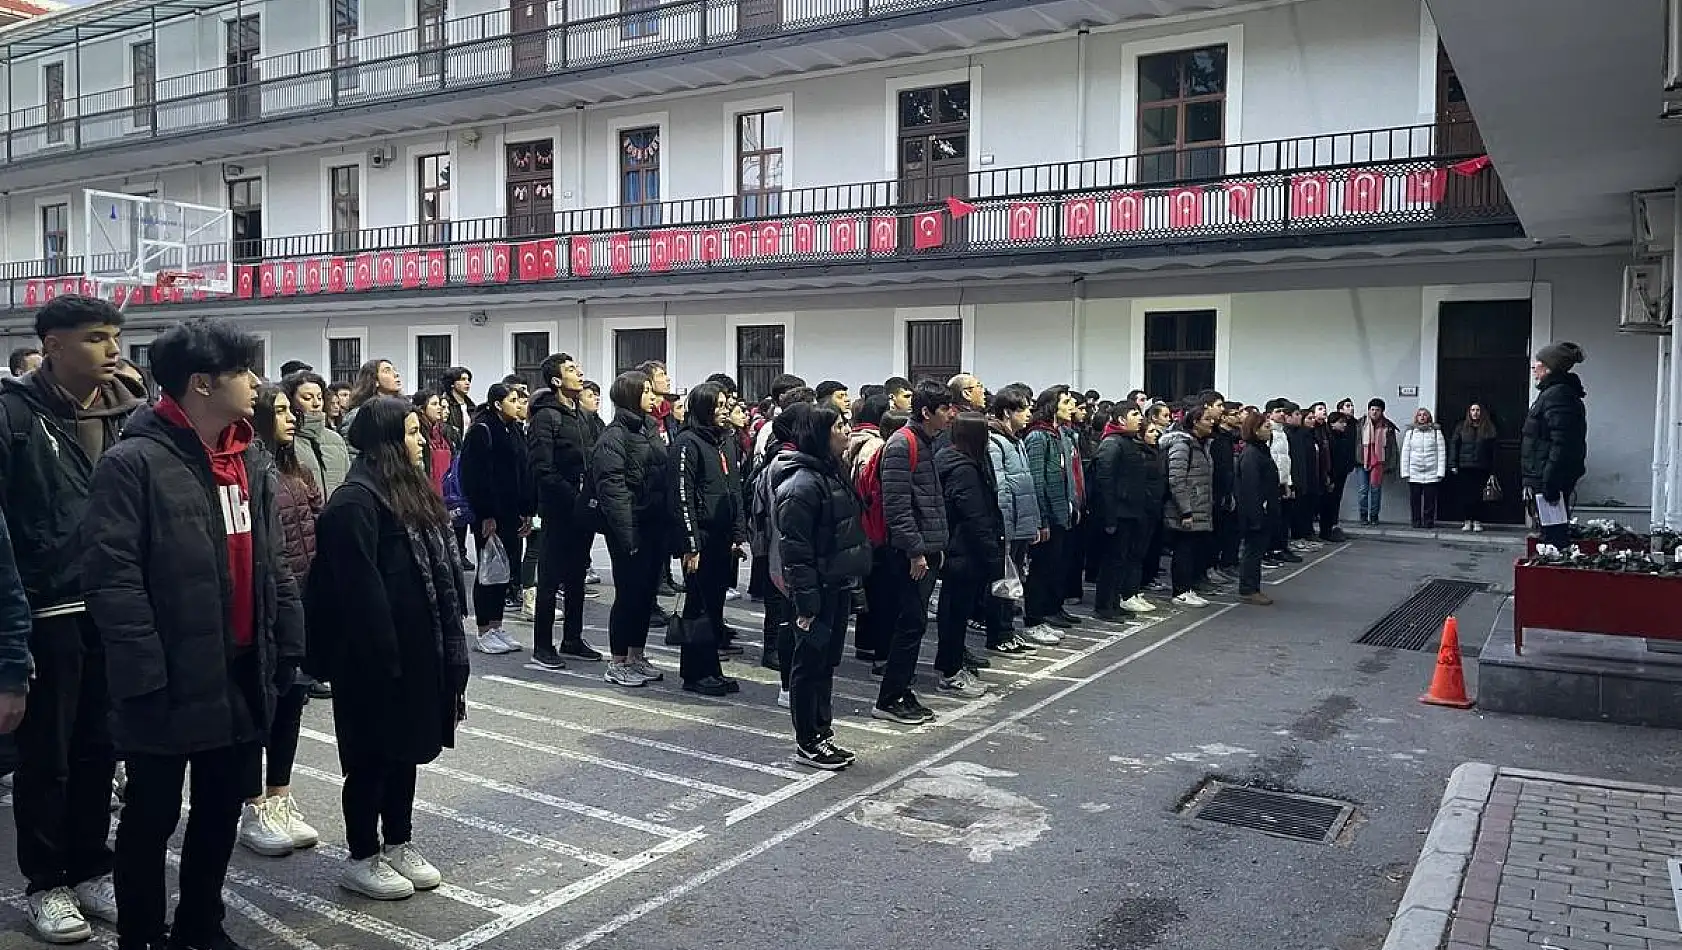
[1535,342,1586,374]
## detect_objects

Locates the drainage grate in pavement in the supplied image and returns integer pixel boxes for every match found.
[1182,781,1354,844]
[1355,578,1489,650]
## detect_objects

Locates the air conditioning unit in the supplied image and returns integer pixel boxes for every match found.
[1620,259,1675,334]
[1668,0,1682,91]
[368,146,395,169]
[1634,190,1677,255]
[220,163,246,181]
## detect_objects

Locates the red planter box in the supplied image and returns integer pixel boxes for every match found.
[1512,560,1682,652]
[1524,536,1647,557]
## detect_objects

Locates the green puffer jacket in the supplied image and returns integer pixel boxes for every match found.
[1023,422,1075,529]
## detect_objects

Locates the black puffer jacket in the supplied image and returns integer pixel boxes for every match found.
[459,411,533,526]
[1092,432,1151,529]
[1140,440,1167,518]
[670,423,745,554]
[934,446,1005,580]
[1451,426,1498,472]
[589,408,670,557]
[1287,424,1322,499]
[770,451,871,618]
[880,423,948,557]
[1209,428,1237,507]
[527,389,596,519]
[1521,372,1587,497]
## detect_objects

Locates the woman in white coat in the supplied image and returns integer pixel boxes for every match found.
[1400,408,1448,529]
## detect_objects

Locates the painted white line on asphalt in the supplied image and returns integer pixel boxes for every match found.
[457,725,758,802]
[290,763,620,869]
[221,885,334,950]
[299,728,682,839]
[722,769,835,827]
[465,700,806,780]
[308,841,514,914]
[482,674,791,741]
[1265,542,1350,585]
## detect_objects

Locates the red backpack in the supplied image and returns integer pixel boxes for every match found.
[857,430,918,547]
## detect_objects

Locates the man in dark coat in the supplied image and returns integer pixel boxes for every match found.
[526,352,603,667]
[81,318,305,950]
[1522,341,1589,547]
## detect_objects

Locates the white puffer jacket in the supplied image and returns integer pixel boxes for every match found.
[1400,426,1448,483]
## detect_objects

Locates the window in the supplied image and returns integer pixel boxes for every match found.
[735,325,785,402]
[613,328,666,376]
[328,335,362,384]
[417,0,446,76]
[1143,309,1216,401]
[905,319,961,385]
[415,334,453,389]
[228,177,263,263]
[333,0,360,90]
[619,127,661,228]
[512,332,549,391]
[330,165,360,253]
[131,42,156,128]
[44,63,66,145]
[418,152,451,244]
[42,203,70,275]
[1136,45,1227,184]
[736,109,784,218]
[128,344,151,371]
[621,0,658,40]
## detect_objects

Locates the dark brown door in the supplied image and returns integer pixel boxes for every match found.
[511,0,547,78]
[505,139,555,238]
[1436,299,1532,525]
[738,0,780,35]
[1435,42,1503,213]
[226,15,262,123]
[897,82,970,250]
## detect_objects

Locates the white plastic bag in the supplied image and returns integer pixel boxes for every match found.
[990,556,1024,601]
[477,534,512,587]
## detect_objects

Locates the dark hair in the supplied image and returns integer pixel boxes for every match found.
[880,409,910,440]
[1178,402,1213,433]
[853,393,890,428]
[883,376,912,395]
[1239,412,1271,444]
[815,380,847,402]
[705,373,739,395]
[8,347,40,376]
[634,360,667,383]
[1001,382,1034,402]
[254,384,312,487]
[791,404,843,462]
[989,390,1029,418]
[328,381,351,394]
[768,374,807,401]
[582,379,601,394]
[1125,389,1147,404]
[858,384,885,400]
[949,412,990,465]
[1195,389,1226,406]
[482,383,516,418]
[686,381,725,432]
[410,389,440,411]
[538,353,576,390]
[609,371,651,413]
[282,372,329,418]
[346,396,449,528]
[1368,397,1387,411]
[772,401,811,447]
[148,318,263,401]
[910,379,952,420]
[1031,385,1069,423]
[34,295,125,340]
[501,373,526,389]
[279,360,313,377]
[349,359,394,409]
[1458,404,1497,441]
[438,367,476,410]
[779,386,816,409]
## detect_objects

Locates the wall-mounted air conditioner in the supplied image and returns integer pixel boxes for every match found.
[1620,259,1675,334]
[1635,190,1678,255]
[220,163,246,181]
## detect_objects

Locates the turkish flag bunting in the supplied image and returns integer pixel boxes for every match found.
[756,222,782,256]
[424,251,447,287]
[152,281,182,305]
[352,254,374,291]
[111,286,131,309]
[569,237,592,277]
[729,225,755,259]
[790,219,816,254]
[518,239,557,280]
[1110,192,1144,232]
[1007,203,1039,241]
[1406,168,1448,204]
[869,216,897,253]
[489,244,511,282]
[303,259,323,294]
[259,264,277,297]
[913,211,944,250]
[830,219,861,254]
[40,280,57,302]
[465,245,489,283]
[1290,175,1331,218]
[1343,170,1384,214]
[1451,155,1491,176]
[22,280,39,307]
[609,234,631,275]
[236,266,255,298]
[327,258,346,293]
[1063,199,1097,238]
[401,251,422,289]
[1168,188,1204,229]
[700,230,724,262]
[668,231,694,263]
[1225,182,1257,221]
[279,263,300,296]
[375,252,399,287]
[59,278,81,297]
[650,231,673,272]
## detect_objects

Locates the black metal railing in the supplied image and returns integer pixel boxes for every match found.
[0,124,1517,310]
[3,0,960,163]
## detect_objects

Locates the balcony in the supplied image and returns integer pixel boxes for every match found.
[0,123,1520,312]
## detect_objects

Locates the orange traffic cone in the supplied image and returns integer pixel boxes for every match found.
[1420,617,1475,709]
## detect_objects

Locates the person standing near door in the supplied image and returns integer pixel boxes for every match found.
[1449,403,1499,532]
[1522,342,1588,548]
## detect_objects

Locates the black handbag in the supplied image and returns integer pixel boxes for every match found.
[665,591,716,647]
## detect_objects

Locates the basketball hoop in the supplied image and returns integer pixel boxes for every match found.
[154,270,207,291]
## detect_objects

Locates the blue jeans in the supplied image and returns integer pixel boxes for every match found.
[1356,473,1383,523]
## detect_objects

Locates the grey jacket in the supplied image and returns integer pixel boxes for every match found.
[987,426,1042,542]
[295,411,351,497]
[1160,429,1215,532]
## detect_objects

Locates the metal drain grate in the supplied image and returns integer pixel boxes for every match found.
[1183,782,1354,844]
[1356,579,1488,650]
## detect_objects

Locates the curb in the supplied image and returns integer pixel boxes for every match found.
[1380,762,1496,950]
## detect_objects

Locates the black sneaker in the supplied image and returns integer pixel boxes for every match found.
[870,699,926,724]
[1056,610,1084,626]
[169,930,252,950]
[903,693,936,722]
[559,640,604,662]
[966,620,988,635]
[854,649,877,662]
[870,661,886,677]
[657,580,680,598]
[307,680,334,699]
[721,676,741,694]
[796,742,851,770]
[962,647,991,670]
[1279,551,1304,563]
[1045,615,1073,630]
[821,737,857,764]
[529,646,567,671]
[717,641,745,656]
[986,639,1026,655]
[683,676,732,697]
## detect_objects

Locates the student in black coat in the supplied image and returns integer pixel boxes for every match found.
[670,382,744,697]
[590,371,671,689]
[526,354,603,667]
[1092,404,1153,620]
[304,396,468,902]
[457,383,533,654]
[1136,420,1169,592]
[1235,414,1282,605]
[931,414,1003,700]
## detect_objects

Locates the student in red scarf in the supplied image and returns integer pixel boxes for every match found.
[411,390,458,496]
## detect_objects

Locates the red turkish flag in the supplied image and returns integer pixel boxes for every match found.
[401,251,422,288]
[1168,188,1204,229]
[353,254,374,291]
[375,252,399,286]
[869,216,896,253]
[1344,170,1384,213]
[259,264,277,297]
[756,222,782,256]
[609,234,631,275]
[1007,203,1039,241]
[700,230,724,262]
[489,244,511,282]
[518,239,556,280]
[424,251,446,287]
[1225,182,1257,221]
[912,211,943,250]
[40,280,57,302]
[1290,175,1331,218]
[465,245,489,283]
[59,278,81,297]
[668,230,694,263]
[22,280,39,307]
[1109,192,1145,233]
[729,225,755,258]
[1063,198,1096,238]
[327,257,346,293]
[518,240,544,281]
[1406,168,1448,204]
[790,219,816,254]
[303,259,323,294]
[1450,155,1491,176]
[236,267,255,298]
[279,262,300,296]
[650,231,673,272]
[111,285,131,309]
[569,237,591,277]
[830,219,861,254]
[537,238,558,279]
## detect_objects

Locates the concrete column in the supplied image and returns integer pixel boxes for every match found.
[1655,336,1672,522]
[1665,184,1682,529]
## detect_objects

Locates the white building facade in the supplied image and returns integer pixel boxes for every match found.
[0,0,1655,517]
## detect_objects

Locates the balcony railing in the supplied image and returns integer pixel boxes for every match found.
[3,0,961,163]
[0,123,1517,311]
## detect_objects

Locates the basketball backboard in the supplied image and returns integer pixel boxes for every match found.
[82,190,234,294]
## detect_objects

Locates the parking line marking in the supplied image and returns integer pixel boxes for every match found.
[722,770,834,827]
[308,841,515,915]
[457,725,759,802]
[1266,542,1350,584]
[481,674,794,741]
[222,883,336,950]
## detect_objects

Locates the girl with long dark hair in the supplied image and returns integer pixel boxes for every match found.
[1092,403,1153,620]
[344,359,404,435]
[591,371,671,688]
[458,383,533,655]
[932,413,1002,698]
[1450,403,1498,531]
[669,382,744,696]
[284,370,351,497]
[438,367,475,434]
[411,390,458,496]
[1022,386,1077,641]
[237,386,323,858]
[305,396,469,901]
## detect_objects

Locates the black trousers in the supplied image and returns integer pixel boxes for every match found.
[1270,498,1293,554]
[472,524,524,626]
[1169,529,1210,595]
[249,683,308,794]
[1024,524,1067,625]
[1239,527,1270,595]
[985,541,1028,648]
[679,541,732,683]
[1291,491,1321,539]
[1094,520,1145,610]
[454,524,472,566]
[934,564,987,677]
[520,527,542,588]
[1409,483,1440,526]
[534,516,595,652]
[1319,475,1347,537]
[341,759,418,860]
[116,742,258,946]
[748,554,772,600]
[854,547,893,657]
[1213,506,1240,569]
[874,549,938,706]
[789,588,850,747]
[1063,517,1090,599]
[12,612,115,895]
[607,538,661,656]
[1455,468,1490,523]
[1139,519,1164,588]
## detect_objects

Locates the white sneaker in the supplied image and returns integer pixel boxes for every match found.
[724,587,745,601]
[382,842,442,891]
[938,668,988,699]
[272,794,320,849]
[475,631,516,655]
[71,875,117,925]
[1123,595,1157,613]
[27,887,90,943]
[629,656,664,682]
[604,662,646,687]
[1461,521,1473,532]
[1473,522,1485,533]
[491,627,524,652]
[340,854,416,900]
[1172,592,1210,608]
[1020,624,1062,646]
[238,800,295,856]
[584,569,601,585]
[520,589,536,620]
[776,689,790,709]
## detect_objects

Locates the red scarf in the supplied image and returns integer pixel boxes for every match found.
[156,396,257,649]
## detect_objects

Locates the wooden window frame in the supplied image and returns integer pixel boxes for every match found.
[417,0,446,76]
[619,126,662,228]
[1142,309,1217,402]
[613,327,667,376]
[417,152,451,244]
[44,62,66,144]
[1135,44,1228,184]
[734,324,786,402]
[330,165,360,253]
[228,177,264,264]
[904,319,962,384]
[42,203,70,275]
[735,108,784,218]
[130,42,156,128]
[511,331,549,391]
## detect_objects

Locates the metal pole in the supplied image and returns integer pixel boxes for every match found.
[73,27,82,148]
[4,45,12,163]
[149,5,158,136]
